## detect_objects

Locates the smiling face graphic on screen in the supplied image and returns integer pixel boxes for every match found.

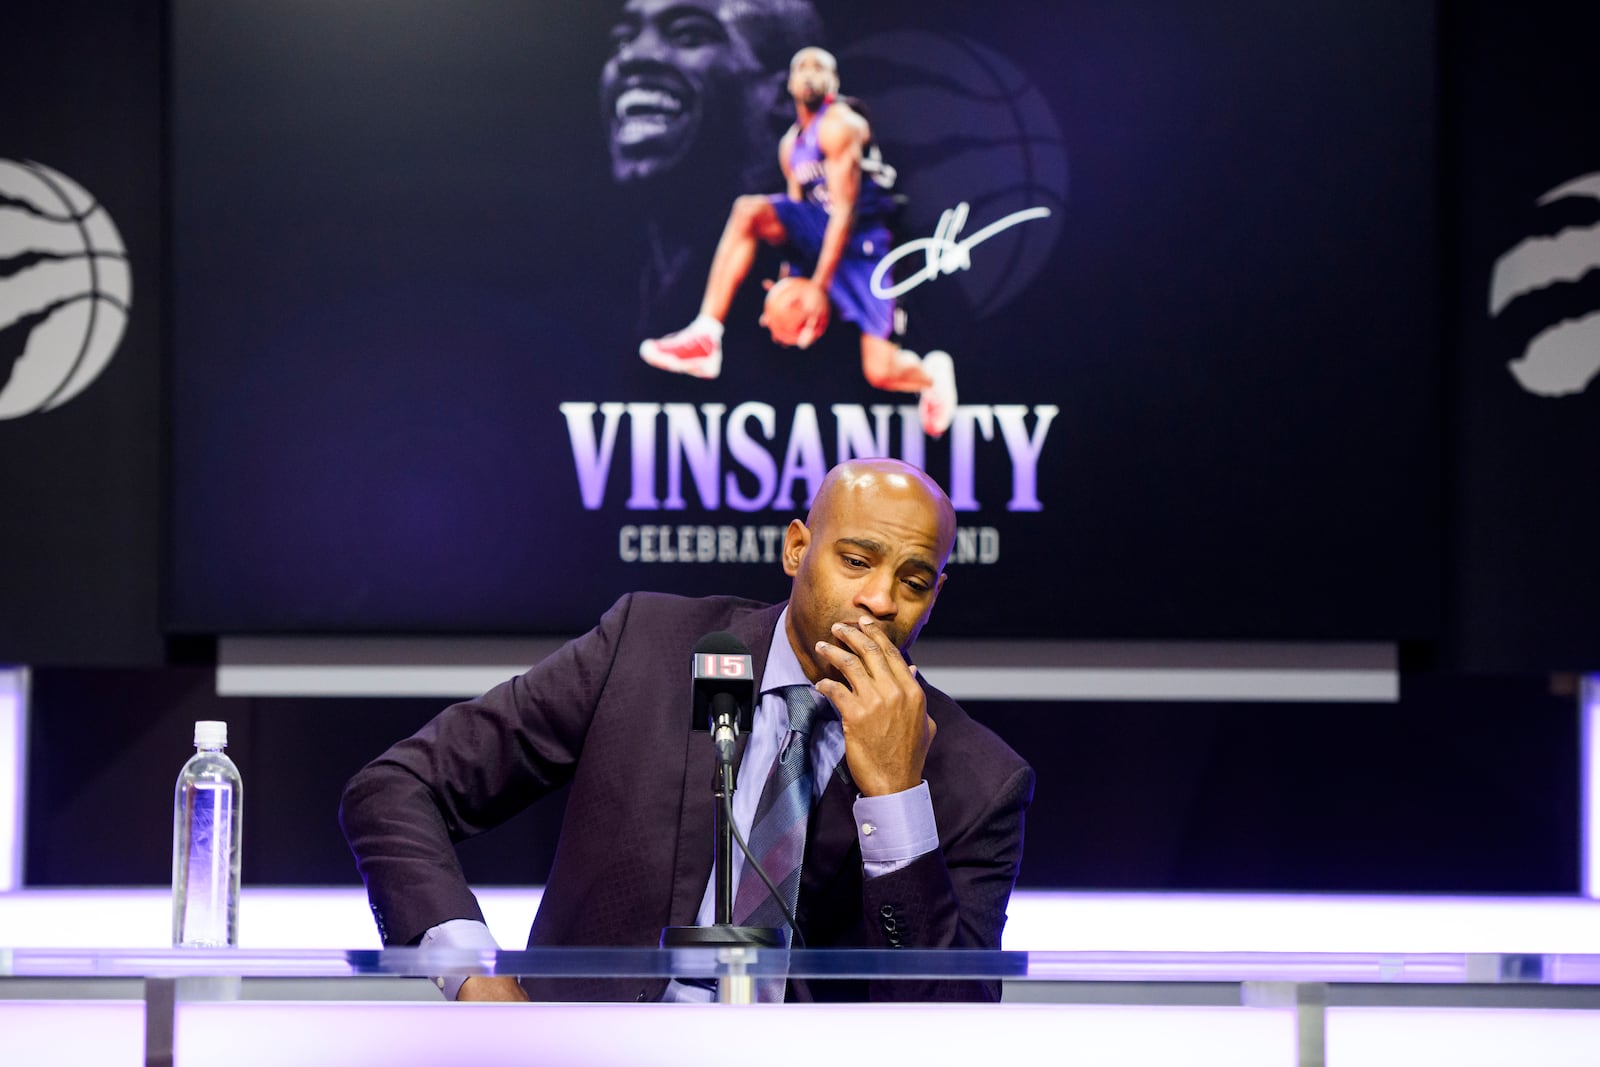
[600,0,820,192]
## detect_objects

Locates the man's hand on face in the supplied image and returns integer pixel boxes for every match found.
[456,976,530,1002]
[813,616,936,797]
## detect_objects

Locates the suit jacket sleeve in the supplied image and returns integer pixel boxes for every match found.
[795,681,1035,1004]
[338,593,637,946]
[859,757,1034,1001]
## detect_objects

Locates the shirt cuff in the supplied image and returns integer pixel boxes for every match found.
[853,781,938,878]
[420,918,502,1001]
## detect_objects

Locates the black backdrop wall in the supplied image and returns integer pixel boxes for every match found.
[0,0,164,665]
[1444,4,1600,672]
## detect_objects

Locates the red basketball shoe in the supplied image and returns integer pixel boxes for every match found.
[919,351,957,437]
[640,323,723,379]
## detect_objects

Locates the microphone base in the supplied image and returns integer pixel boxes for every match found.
[660,924,784,948]
[660,924,786,1004]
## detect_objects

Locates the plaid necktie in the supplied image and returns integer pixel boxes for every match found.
[732,685,824,941]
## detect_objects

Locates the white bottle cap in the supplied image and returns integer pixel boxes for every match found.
[194,720,228,748]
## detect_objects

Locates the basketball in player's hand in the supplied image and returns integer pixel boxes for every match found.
[761,276,830,348]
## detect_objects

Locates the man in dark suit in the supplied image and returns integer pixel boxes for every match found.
[340,458,1033,1002]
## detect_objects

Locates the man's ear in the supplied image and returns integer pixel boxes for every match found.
[781,518,809,577]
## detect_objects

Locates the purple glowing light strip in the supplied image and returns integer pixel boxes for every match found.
[1585,674,1600,899]
[0,667,24,892]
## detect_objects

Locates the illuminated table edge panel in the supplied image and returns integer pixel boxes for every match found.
[6,887,1600,945]
[5,946,1600,991]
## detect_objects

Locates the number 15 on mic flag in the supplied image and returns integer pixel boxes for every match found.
[691,632,756,733]
[695,653,750,679]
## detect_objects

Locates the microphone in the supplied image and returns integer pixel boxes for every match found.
[691,631,756,738]
[664,632,788,947]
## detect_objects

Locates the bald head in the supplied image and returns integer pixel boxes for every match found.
[807,459,957,569]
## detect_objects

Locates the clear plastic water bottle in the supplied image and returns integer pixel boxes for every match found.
[172,720,243,948]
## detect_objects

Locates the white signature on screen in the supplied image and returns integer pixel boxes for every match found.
[869,202,1053,300]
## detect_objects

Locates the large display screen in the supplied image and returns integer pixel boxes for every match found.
[170,1,1438,639]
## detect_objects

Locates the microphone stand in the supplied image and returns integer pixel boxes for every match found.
[662,696,783,1003]
[713,713,738,924]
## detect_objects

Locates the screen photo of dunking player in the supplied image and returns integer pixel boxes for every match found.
[637,45,959,439]
[600,1,1011,439]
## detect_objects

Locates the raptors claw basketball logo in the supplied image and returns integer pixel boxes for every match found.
[1488,171,1600,399]
[0,159,131,420]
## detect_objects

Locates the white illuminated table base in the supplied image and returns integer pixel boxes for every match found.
[5,947,1600,1067]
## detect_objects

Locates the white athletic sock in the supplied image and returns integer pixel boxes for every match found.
[691,315,725,339]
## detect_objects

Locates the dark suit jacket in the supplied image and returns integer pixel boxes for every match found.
[340,592,1034,1001]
